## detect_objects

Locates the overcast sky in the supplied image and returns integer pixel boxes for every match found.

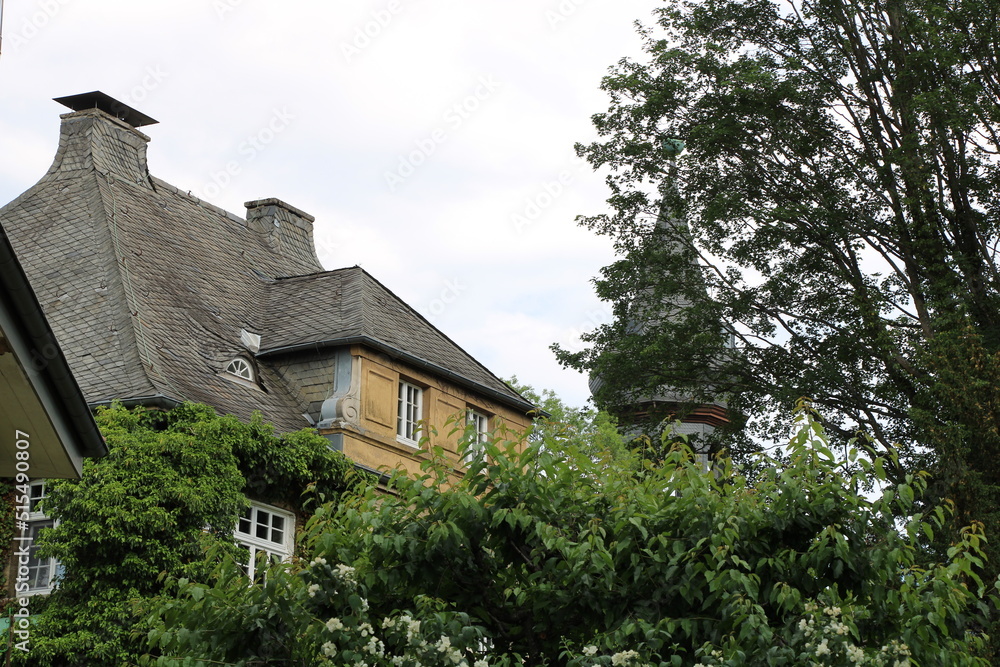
[0,0,662,408]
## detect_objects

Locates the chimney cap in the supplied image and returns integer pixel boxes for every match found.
[53,91,159,128]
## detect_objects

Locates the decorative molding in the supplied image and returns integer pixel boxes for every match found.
[318,351,362,428]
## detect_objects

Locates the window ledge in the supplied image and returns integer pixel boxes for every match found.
[395,436,420,449]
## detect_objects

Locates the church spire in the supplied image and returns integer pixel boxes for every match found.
[589,138,731,452]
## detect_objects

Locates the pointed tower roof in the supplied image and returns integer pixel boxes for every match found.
[590,140,730,439]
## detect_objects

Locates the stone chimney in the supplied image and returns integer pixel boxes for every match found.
[50,92,158,186]
[244,198,323,275]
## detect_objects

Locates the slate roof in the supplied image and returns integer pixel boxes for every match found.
[0,101,531,431]
[260,268,535,410]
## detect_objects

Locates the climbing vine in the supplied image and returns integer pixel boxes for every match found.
[4,402,364,667]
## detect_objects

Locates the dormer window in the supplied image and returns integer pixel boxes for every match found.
[224,358,255,382]
[221,357,266,392]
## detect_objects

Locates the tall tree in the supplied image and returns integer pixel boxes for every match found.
[556,0,1000,538]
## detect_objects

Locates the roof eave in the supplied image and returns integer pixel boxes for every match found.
[0,228,108,465]
[88,394,186,412]
[257,336,538,415]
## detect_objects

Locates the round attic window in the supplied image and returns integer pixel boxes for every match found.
[225,358,255,382]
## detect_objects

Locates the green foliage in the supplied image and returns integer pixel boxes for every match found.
[146,406,993,665]
[554,0,1000,614]
[507,376,628,462]
[8,402,360,667]
[143,557,506,667]
[0,480,17,596]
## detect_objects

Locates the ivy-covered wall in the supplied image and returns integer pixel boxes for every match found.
[2,402,364,667]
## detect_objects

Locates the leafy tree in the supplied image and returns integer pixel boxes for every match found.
[146,406,993,666]
[507,378,697,468]
[506,376,628,460]
[6,402,360,666]
[554,0,1000,571]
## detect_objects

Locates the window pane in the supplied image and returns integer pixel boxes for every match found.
[397,382,422,442]
[226,359,253,381]
[234,501,293,572]
[398,383,407,434]
[26,521,54,589]
[238,507,252,535]
[255,509,270,540]
[29,482,46,513]
[271,515,284,543]
[464,411,489,464]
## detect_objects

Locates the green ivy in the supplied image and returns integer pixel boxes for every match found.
[0,481,17,593]
[3,402,363,666]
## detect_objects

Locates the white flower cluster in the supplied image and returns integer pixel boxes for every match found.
[794,602,911,666]
[306,554,494,667]
[315,610,489,667]
[306,558,360,601]
[435,635,466,665]
[574,644,651,667]
[336,563,358,584]
[695,600,914,666]
[611,649,642,666]
[396,615,422,643]
[366,635,386,657]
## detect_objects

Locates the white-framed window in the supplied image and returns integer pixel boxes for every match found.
[397,381,423,446]
[24,481,64,595]
[225,358,255,382]
[234,501,294,576]
[464,409,489,464]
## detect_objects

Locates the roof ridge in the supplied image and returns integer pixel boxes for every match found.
[150,177,248,227]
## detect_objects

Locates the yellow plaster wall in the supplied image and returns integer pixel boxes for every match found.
[363,366,397,429]
[320,345,531,481]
